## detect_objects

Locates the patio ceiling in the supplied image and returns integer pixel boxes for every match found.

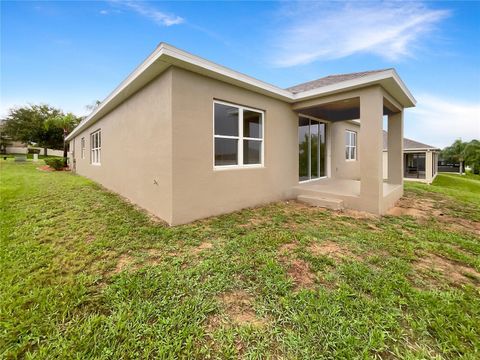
[294,96,399,122]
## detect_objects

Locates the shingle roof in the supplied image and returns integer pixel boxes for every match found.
[383,130,439,151]
[286,69,392,94]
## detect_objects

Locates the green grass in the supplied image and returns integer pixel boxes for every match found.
[1,161,479,359]
[405,173,480,221]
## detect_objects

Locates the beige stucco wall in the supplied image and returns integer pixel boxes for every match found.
[331,121,360,180]
[68,67,407,224]
[170,67,298,225]
[70,69,174,223]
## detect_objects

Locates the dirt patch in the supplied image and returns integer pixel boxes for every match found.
[191,241,213,255]
[414,254,480,286]
[447,218,480,236]
[338,209,379,220]
[392,194,480,234]
[217,290,266,327]
[278,242,299,255]
[308,241,356,261]
[112,254,136,274]
[146,248,162,257]
[387,206,427,218]
[37,165,70,172]
[239,217,265,228]
[143,248,163,266]
[387,196,438,218]
[287,259,316,289]
[37,165,55,172]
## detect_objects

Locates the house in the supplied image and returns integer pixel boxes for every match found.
[66,43,416,225]
[382,131,440,183]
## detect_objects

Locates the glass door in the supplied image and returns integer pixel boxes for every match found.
[299,117,326,182]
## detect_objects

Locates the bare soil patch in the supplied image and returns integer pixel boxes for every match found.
[387,196,437,218]
[278,242,299,255]
[142,248,163,266]
[287,259,316,289]
[36,165,70,172]
[387,206,427,218]
[338,209,379,220]
[216,290,266,327]
[239,217,266,228]
[414,253,480,286]
[390,194,480,234]
[308,241,356,261]
[112,254,137,274]
[37,165,55,172]
[191,241,213,255]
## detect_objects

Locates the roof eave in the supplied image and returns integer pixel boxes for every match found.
[67,44,416,141]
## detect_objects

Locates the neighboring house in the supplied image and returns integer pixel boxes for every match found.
[4,139,28,155]
[437,159,461,173]
[66,43,416,225]
[382,131,440,183]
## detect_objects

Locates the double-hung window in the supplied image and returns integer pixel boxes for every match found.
[214,101,264,168]
[91,130,101,165]
[345,130,357,161]
[81,137,86,159]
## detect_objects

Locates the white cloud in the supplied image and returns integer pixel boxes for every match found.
[111,0,184,26]
[405,94,480,148]
[269,1,450,67]
[99,10,109,15]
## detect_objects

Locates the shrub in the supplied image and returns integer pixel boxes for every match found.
[44,158,65,170]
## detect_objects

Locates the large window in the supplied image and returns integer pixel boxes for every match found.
[90,130,101,165]
[81,137,86,159]
[214,101,263,168]
[345,130,357,161]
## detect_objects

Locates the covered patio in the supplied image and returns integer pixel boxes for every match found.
[291,83,412,214]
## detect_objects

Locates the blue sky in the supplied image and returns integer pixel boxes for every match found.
[1,0,479,147]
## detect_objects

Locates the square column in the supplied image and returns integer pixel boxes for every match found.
[359,87,384,214]
[387,111,404,184]
[425,151,433,183]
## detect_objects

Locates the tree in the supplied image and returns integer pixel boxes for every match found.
[464,140,480,174]
[85,100,101,112]
[46,113,81,166]
[1,104,64,154]
[441,139,467,174]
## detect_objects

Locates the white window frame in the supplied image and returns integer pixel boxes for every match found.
[213,100,264,170]
[345,130,357,161]
[90,130,101,165]
[81,137,86,159]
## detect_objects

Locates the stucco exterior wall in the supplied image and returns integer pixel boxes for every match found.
[331,121,360,180]
[170,67,298,225]
[70,69,174,223]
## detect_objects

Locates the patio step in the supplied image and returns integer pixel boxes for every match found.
[297,195,344,210]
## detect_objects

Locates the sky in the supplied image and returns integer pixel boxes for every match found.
[1,0,479,148]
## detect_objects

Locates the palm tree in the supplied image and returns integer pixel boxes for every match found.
[46,113,80,167]
[441,139,467,174]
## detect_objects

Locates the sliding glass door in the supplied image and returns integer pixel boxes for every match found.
[299,117,326,182]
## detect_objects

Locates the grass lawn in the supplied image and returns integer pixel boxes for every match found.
[1,161,479,359]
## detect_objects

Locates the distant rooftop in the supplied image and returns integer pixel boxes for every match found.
[383,130,439,151]
[286,69,392,94]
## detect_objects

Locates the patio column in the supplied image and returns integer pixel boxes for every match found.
[425,151,433,182]
[387,111,404,184]
[359,87,384,214]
